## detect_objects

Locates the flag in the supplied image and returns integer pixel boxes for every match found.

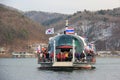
[65,27,74,34]
[37,45,41,53]
[45,28,54,34]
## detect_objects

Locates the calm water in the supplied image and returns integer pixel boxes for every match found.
[0,57,120,80]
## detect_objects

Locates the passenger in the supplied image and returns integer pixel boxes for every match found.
[46,52,49,61]
[41,47,46,53]
[80,52,85,62]
[61,53,65,61]
[38,52,44,62]
[90,50,94,57]
[57,52,65,61]
[86,51,93,62]
[49,52,54,62]
[37,45,41,62]
[75,53,80,61]
[43,50,47,58]
[38,52,43,62]
[60,49,65,61]
[64,51,69,61]
[68,52,72,61]
[65,49,71,61]
[57,53,61,61]
[84,45,90,53]
[40,52,43,58]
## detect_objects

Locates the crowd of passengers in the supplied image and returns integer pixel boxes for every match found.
[38,48,95,62]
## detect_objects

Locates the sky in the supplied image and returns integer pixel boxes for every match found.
[0,0,120,14]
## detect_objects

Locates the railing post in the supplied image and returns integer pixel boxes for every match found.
[72,40,75,62]
[53,40,56,63]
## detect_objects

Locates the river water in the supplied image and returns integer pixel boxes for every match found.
[0,57,120,80]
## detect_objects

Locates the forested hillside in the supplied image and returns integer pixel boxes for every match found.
[43,8,120,51]
[24,11,68,26]
[1,3,120,51]
[25,8,120,51]
[0,4,49,51]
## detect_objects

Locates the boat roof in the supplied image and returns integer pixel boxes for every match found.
[49,34,87,46]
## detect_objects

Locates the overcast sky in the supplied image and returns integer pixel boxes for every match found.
[0,0,120,14]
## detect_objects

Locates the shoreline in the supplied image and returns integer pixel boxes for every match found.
[0,54,120,58]
[0,54,12,58]
[96,55,120,58]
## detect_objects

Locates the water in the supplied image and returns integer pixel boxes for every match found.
[0,57,120,80]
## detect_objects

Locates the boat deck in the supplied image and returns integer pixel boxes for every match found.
[53,62,73,67]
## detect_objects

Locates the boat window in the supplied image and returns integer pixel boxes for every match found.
[56,35,84,54]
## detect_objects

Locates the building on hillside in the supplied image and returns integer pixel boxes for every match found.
[0,47,6,54]
[12,51,35,58]
[30,43,48,53]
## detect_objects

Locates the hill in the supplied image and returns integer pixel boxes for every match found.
[51,8,120,51]
[24,11,68,26]
[0,4,49,52]
[23,6,120,51]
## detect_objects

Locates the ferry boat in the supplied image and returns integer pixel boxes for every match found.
[37,21,96,70]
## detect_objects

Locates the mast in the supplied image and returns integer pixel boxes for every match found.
[64,20,69,34]
[66,20,68,27]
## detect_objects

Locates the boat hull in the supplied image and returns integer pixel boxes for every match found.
[38,62,95,70]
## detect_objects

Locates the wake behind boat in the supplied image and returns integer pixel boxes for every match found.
[37,21,96,70]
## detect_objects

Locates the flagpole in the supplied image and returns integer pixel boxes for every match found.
[64,20,69,34]
[66,20,68,27]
